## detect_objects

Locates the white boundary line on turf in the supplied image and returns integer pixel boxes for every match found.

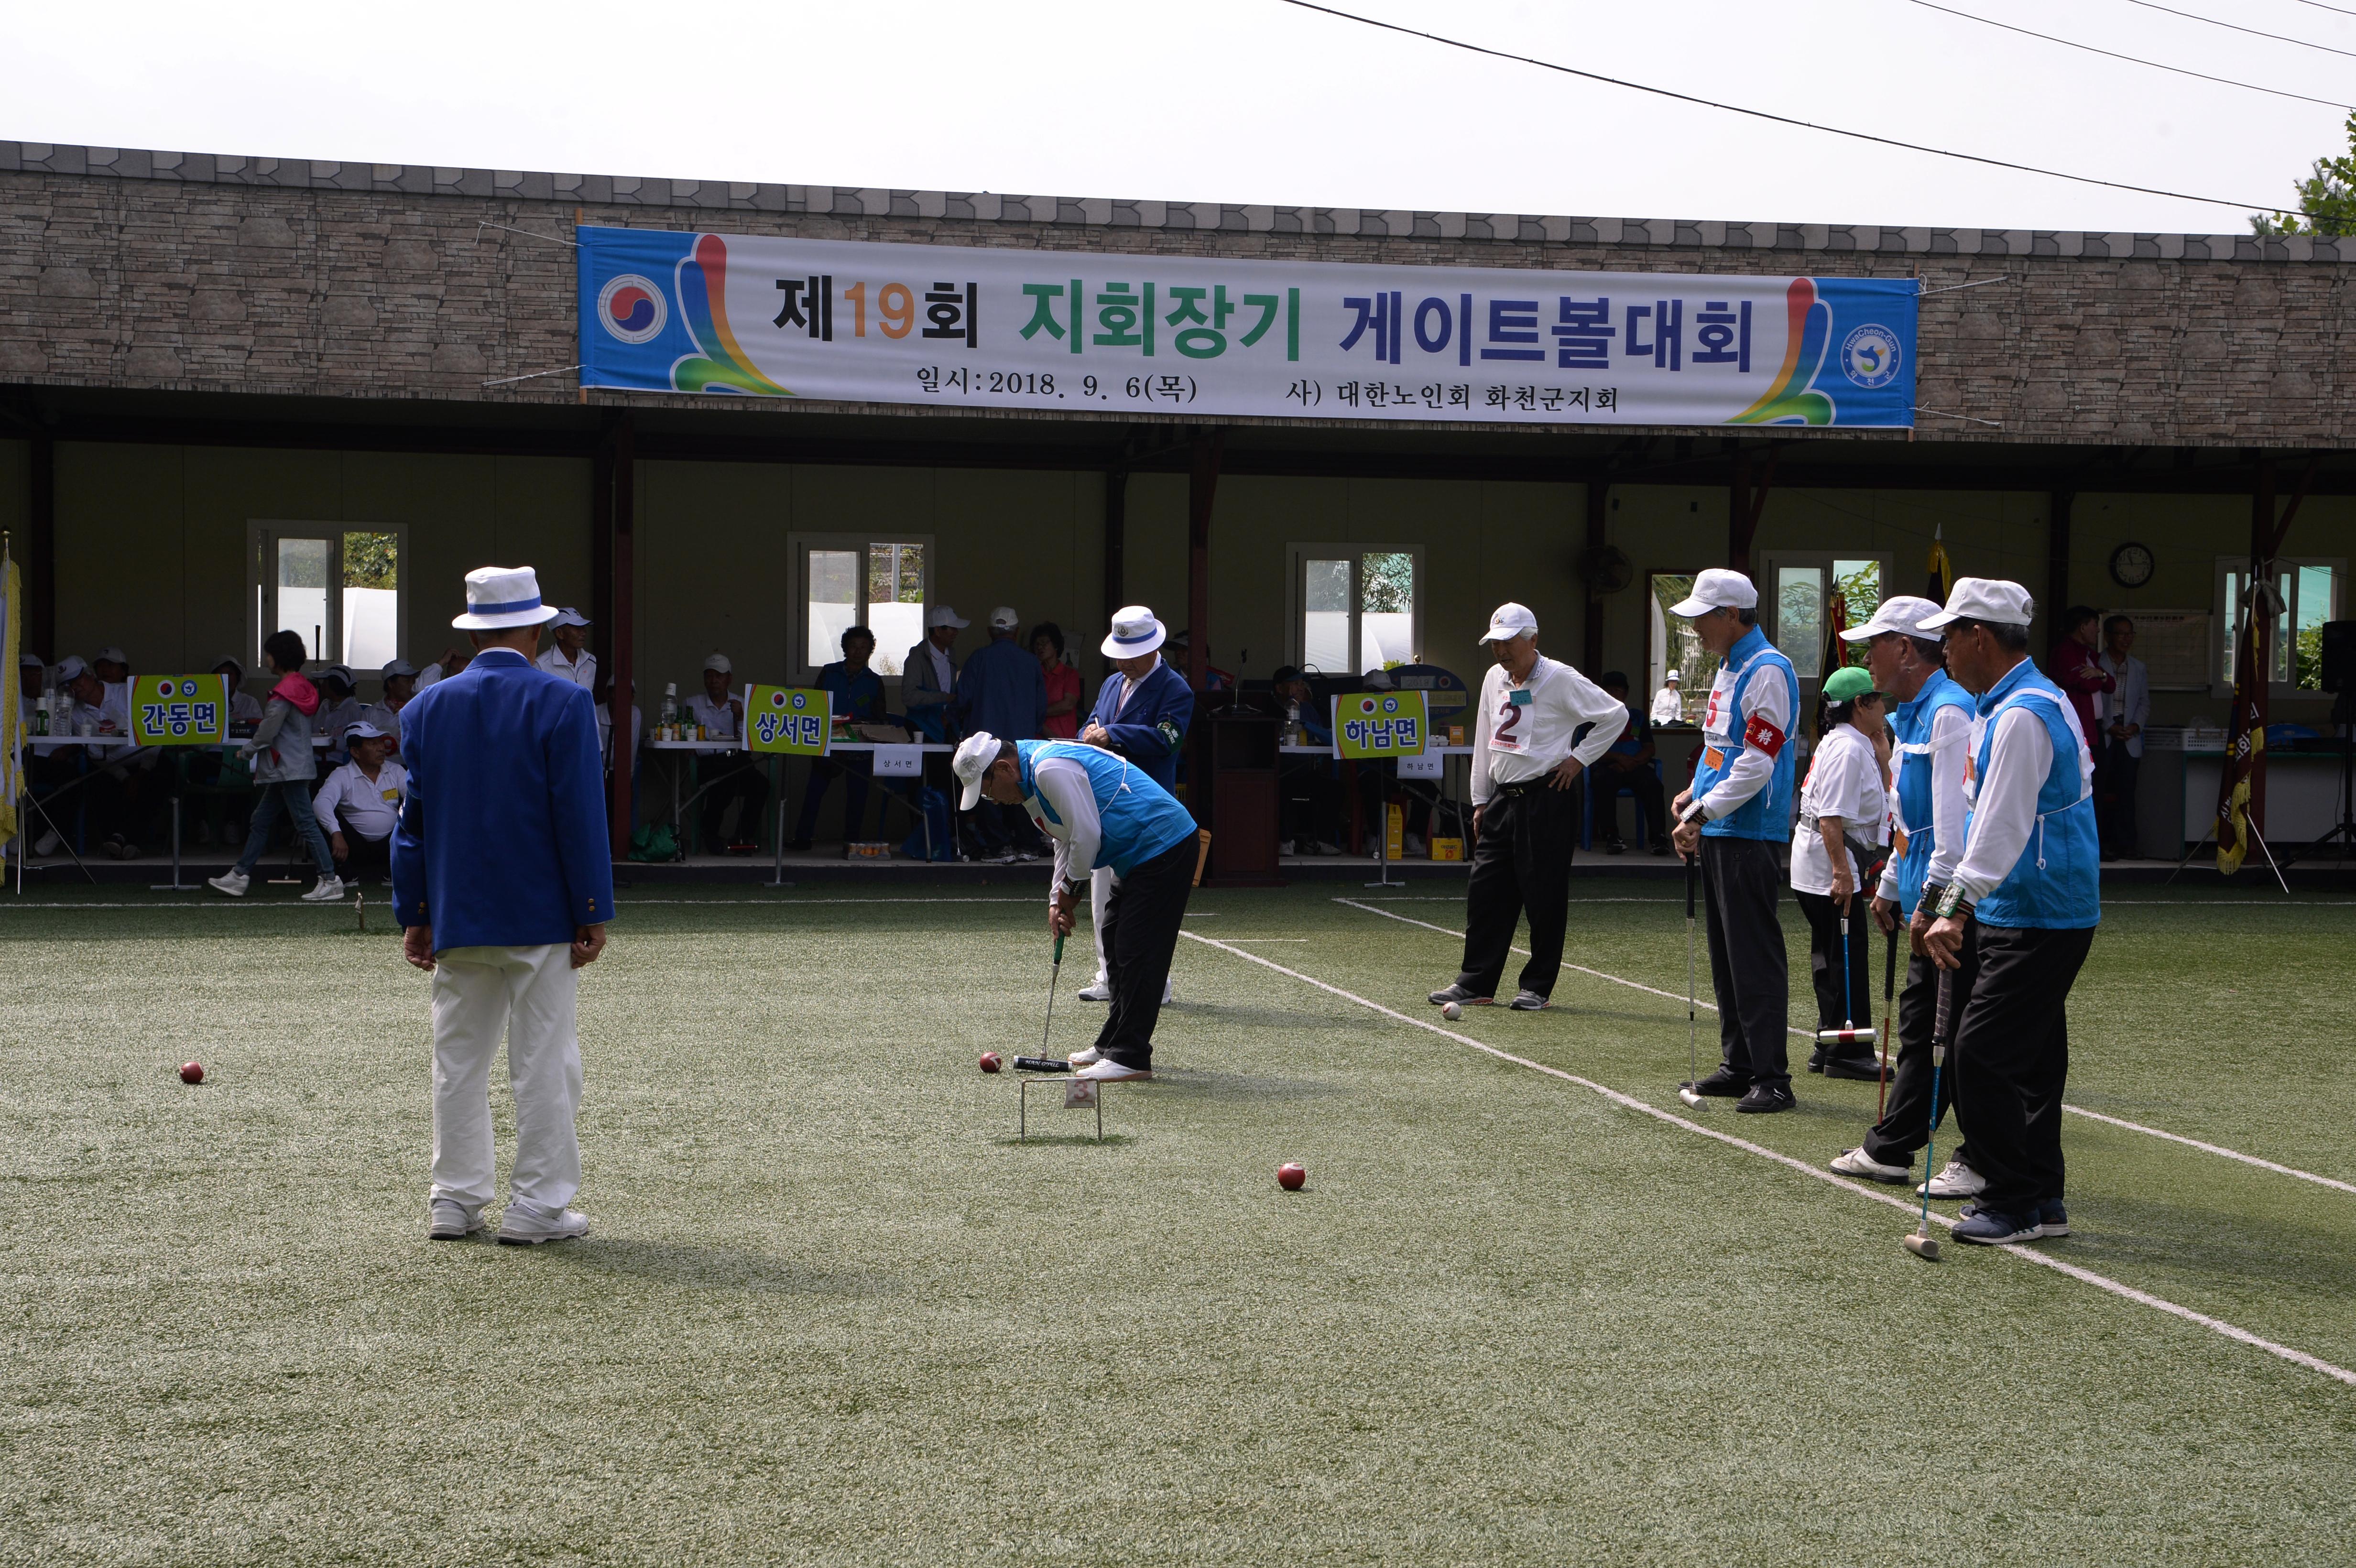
[1334,897,2356,1199]
[1180,929,2356,1391]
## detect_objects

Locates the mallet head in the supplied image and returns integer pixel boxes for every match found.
[1903,1231,1942,1261]
[1677,1085,1705,1109]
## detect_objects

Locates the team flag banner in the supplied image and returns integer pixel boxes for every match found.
[745,686,831,756]
[1334,691,1429,760]
[0,548,19,850]
[131,675,229,746]
[578,229,1917,429]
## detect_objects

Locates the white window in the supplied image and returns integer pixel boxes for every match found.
[249,523,406,680]
[2215,556,2344,694]
[1287,546,1422,677]
[1757,551,1893,687]
[789,535,933,680]
[1647,573,1720,724]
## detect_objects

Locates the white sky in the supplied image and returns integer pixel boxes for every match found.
[8,0,2352,234]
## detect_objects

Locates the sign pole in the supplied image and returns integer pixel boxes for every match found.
[1363,757,1396,890]
[150,791,198,892]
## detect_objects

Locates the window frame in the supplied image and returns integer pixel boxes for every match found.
[786,532,937,684]
[1756,549,1898,696]
[248,521,410,695]
[1284,543,1426,678]
[2213,554,2345,697]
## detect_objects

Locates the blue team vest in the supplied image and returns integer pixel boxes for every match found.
[1016,740,1198,877]
[1888,667,1976,914]
[1691,625,1799,841]
[1963,661,2101,931]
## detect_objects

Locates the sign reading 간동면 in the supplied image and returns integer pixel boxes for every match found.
[745,686,830,756]
[576,229,1918,428]
[1333,691,1429,760]
[131,675,229,746]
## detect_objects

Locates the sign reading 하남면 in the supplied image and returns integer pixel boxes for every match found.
[1334,691,1429,760]
[745,686,831,756]
[577,230,1917,429]
[131,675,228,746]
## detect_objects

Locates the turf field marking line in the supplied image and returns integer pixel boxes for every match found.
[1182,930,2356,1392]
[1333,897,2356,1199]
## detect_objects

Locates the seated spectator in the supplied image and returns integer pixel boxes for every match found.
[54,654,152,859]
[1032,621,1085,740]
[792,625,886,849]
[312,720,406,885]
[205,630,342,902]
[17,654,43,731]
[537,608,596,689]
[902,606,966,742]
[216,657,265,730]
[93,645,130,693]
[1592,672,1670,855]
[690,652,766,852]
[363,659,417,751]
[316,665,365,767]
[416,645,472,689]
[1270,664,1342,856]
[957,607,1048,861]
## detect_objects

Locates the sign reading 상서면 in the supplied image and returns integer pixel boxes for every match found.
[577,229,1917,429]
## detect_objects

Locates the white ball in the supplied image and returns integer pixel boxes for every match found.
[1441,1002,1462,1021]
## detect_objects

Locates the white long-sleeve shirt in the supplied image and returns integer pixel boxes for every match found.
[1469,655,1629,806]
[312,759,408,840]
[1649,686,1685,726]
[537,646,598,690]
[1876,702,1971,904]
[1952,695,2093,905]
[1693,647,1797,824]
[2096,651,2150,758]
[1025,753,1103,900]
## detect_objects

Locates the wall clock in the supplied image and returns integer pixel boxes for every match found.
[2109,542,2155,589]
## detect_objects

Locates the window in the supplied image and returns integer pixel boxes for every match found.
[250,524,405,675]
[2216,556,2343,694]
[1647,574,1721,723]
[1288,546,1422,677]
[1759,551,1890,685]
[790,535,932,679]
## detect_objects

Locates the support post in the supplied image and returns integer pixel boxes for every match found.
[29,432,55,659]
[2047,490,2073,640]
[1728,448,1773,577]
[1583,476,1609,676]
[589,437,615,675]
[1103,467,1127,630]
[2247,455,2275,835]
[1186,428,1222,829]
[608,415,637,861]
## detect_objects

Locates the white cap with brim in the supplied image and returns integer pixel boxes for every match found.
[1920,577,2035,631]
[1102,606,1166,659]
[453,565,562,630]
[990,606,1021,631]
[1669,568,1759,618]
[1840,594,1947,643]
[213,656,245,677]
[95,646,128,665]
[927,605,971,631]
[380,659,418,678]
[704,652,733,675]
[549,607,591,629]
[53,655,90,682]
[1480,602,1538,645]
[342,719,391,742]
[22,654,46,669]
[953,731,1002,811]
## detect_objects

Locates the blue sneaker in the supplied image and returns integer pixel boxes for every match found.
[1952,1207,2043,1245]
[1962,1199,2069,1237]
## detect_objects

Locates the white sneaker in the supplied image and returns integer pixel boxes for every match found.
[497,1204,590,1245]
[1073,1058,1152,1082]
[1162,978,1175,1004]
[207,870,250,898]
[1067,1046,1103,1067]
[1830,1147,1912,1185]
[1077,978,1112,1002]
[300,875,346,904]
[427,1198,484,1240]
[1920,1160,1986,1199]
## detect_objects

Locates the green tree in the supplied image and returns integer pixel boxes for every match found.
[2251,112,2356,237]
[342,532,397,590]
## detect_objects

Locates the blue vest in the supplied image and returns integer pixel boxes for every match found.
[1692,626,1799,841]
[1016,740,1197,877]
[1965,660,2101,931]
[1888,667,1975,914]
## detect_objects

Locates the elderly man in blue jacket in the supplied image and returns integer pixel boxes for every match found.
[1076,605,1195,1003]
[394,566,616,1247]
[955,605,1048,861]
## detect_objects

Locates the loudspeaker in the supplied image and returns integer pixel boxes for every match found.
[2323,620,2356,696]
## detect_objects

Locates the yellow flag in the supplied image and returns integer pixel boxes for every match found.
[1926,529,1954,606]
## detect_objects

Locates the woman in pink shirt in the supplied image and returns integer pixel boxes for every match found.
[1032,621,1084,740]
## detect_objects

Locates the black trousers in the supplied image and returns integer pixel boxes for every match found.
[700,755,770,848]
[1454,780,1578,1000]
[1592,761,1668,844]
[1862,926,1976,1171]
[793,752,873,843]
[1093,835,1196,1069]
[332,817,393,884]
[1794,887,1873,1037]
[1701,836,1790,1088]
[1952,923,2095,1217]
[2096,740,2140,855]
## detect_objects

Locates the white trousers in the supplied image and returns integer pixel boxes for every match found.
[430,943,583,1213]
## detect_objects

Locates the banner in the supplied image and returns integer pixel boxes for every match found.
[2214,579,2277,875]
[131,675,229,746]
[1334,691,1429,759]
[745,686,831,756]
[0,549,18,850]
[578,229,1917,429]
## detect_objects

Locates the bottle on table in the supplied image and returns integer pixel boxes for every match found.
[659,682,678,742]
[1285,697,1302,744]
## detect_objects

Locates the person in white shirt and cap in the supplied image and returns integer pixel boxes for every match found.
[363,659,419,750]
[688,652,765,851]
[902,605,968,743]
[536,608,597,690]
[2094,615,2151,859]
[51,653,153,858]
[1649,666,1685,727]
[1427,603,1628,1012]
[92,645,130,694]
[1788,664,1889,1078]
[313,719,407,884]
[316,664,365,767]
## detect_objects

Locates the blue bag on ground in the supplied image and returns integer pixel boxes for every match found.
[901,787,958,862]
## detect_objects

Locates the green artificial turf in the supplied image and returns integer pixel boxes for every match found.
[4,880,2354,1566]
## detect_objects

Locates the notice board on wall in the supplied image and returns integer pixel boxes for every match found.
[2106,610,2211,690]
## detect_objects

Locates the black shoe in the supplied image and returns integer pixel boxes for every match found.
[1822,1054,1884,1082]
[1683,1068,1750,1098]
[1508,989,1549,1011]
[1805,1049,1827,1074]
[1603,836,1627,856]
[1428,983,1493,1007]
[1735,1083,1797,1114]
[1649,838,1672,856]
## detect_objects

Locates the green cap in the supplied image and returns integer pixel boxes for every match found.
[1822,665,1878,702]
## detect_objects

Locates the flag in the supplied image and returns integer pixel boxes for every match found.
[1926,527,1954,605]
[1822,586,1852,682]
[0,542,18,854]
[2215,576,2277,875]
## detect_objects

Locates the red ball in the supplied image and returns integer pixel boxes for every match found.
[1277,1162,1307,1191]
[978,1052,1003,1075]
[179,1062,205,1085]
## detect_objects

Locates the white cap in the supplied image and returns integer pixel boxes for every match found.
[1102,605,1167,658]
[21,654,45,669]
[1480,603,1538,645]
[989,606,1021,631]
[1363,668,1395,690]
[53,655,90,682]
[322,664,356,687]
[213,655,245,677]
[1920,577,2035,631]
[1669,569,1759,617]
[95,646,128,666]
[453,565,561,630]
[927,604,970,630]
[703,652,733,675]
[1840,594,1946,643]
[953,730,1003,811]
[342,719,391,742]
[550,607,591,629]
[1662,668,1680,683]
[380,658,418,678]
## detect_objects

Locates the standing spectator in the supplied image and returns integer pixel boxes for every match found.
[957,606,1048,861]
[1789,665,1887,1077]
[364,659,418,750]
[394,564,613,1246]
[2095,615,2149,860]
[1649,667,1685,727]
[2048,605,2114,753]
[316,665,364,767]
[1426,604,1626,1013]
[1032,621,1085,740]
[1075,606,1196,1003]
[1592,671,1670,854]
[902,605,967,742]
[689,653,766,852]
[205,630,342,902]
[1668,570,1800,1114]
[313,720,406,884]
[536,609,596,689]
[792,626,886,849]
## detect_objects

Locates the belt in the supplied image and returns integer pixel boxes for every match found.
[1495,777,1564,799]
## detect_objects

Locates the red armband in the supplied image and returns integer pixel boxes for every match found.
[1744,713,1787,757]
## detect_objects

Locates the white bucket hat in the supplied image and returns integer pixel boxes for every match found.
[1102,605,1167,658]
[1841,594,1946,643]
[927,605,971,631]
[953,731,1003,811]
[452,566,561,631]
[1662,668,1680,683]
[1920,578,2035,631]
[1480,603,1538,645]
[1670,569,1759,618]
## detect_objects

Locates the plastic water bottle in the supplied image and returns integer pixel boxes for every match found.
[659,683,678,740]
[1285,698,1301,743]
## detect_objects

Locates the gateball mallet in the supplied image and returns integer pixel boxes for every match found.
[1904,961,1955,1262]
[1677,846,1705,1110]
[1814,899,1870,1058]
[1041,931,1065,1056]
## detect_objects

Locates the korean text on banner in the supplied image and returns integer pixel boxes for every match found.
[577,229,1917,430]
[1334,692,1429,760]
[746,686,831,756]
[131,675,229,746]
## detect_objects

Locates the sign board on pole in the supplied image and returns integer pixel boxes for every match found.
[1333,691,1429,760]
[131,675,229,746]
[745,686,830,755]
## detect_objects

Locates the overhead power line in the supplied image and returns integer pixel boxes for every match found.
[2119,0,2356,58]
[2290,0,2356,18]
[1904,0,2350,109]
[1276,0,2324,221]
